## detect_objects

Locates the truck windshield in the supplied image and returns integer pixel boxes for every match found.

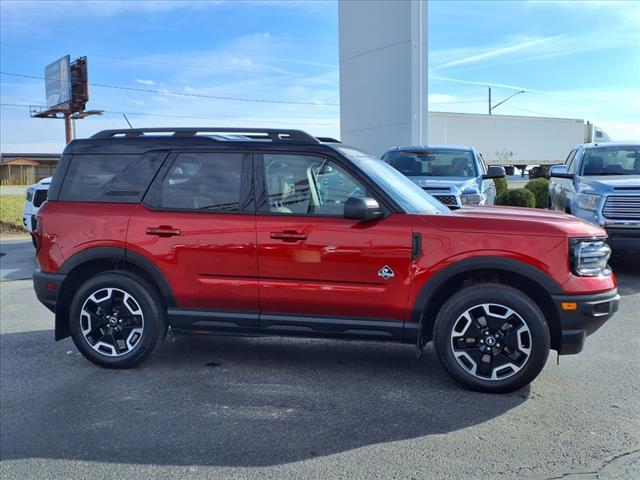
[335,146,450,215]
[581,147,640,176]
[383,149,478,178]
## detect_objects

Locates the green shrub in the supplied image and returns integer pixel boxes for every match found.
[494,176,508,197]
[496,188,536,208]
[524,178,550,209]
[496,191,509,206]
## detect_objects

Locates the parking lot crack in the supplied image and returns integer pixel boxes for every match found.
[539,447,640,480]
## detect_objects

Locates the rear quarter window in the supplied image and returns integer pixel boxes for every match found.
[59,153,166,202]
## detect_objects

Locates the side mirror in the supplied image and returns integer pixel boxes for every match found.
[482,166,506,179]
[549,165,574,179]
[344,196,384,221]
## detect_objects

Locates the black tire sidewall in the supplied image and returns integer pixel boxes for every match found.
[69,272,164,368]
[434,284,550,393]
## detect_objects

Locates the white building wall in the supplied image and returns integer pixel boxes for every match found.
[339,0,428,155]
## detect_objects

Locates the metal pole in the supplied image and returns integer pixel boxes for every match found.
[488,87,492,115]
[64,113,74,144]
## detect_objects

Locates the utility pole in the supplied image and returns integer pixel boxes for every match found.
[488,87,492,115]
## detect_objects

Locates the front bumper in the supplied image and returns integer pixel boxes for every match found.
[33,269,65,313]
[22,214,36,233]
[552,288,620,355]
[605,226,640,253]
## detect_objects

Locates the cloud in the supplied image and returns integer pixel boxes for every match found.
[432,30,639,74]
[436,35,566,70]
[134,79,155,86]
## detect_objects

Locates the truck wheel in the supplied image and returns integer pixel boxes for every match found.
[69,271,164,368]
[434,283,550,393]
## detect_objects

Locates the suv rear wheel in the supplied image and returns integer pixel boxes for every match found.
[434,284,550,393]
[69,272,164,368]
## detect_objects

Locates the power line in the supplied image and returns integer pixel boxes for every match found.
[0,72,340,107]
[502,105,551,116]
[0,102,338,127]
[1,73,490,108]
[0,42,336,79]
[430,75,629,106]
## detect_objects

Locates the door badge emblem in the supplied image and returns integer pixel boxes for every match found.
[378,265,395,280]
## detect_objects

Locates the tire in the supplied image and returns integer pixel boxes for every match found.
[69,271,165,368]
[434,283,550,393]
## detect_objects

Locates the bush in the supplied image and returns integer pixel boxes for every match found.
[493,176,508,197]
[524,178,550,209]
[496,188,536,208]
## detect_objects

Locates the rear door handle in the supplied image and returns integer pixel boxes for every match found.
[270,231,307,242]
[146,226,181,237]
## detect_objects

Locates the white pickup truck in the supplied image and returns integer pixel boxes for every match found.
[23,176,51,237]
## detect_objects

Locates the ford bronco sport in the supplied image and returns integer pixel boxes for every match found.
[33,128,620,393]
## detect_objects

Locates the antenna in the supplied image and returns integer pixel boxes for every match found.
[122,113,133,128]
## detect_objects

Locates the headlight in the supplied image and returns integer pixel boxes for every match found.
[26,188,34,202]
[461,193,486,205]
[576,193,601,211]
[571,239,611,276]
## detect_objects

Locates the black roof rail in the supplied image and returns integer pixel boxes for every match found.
[317,136,341,143]
[90,127,320,144]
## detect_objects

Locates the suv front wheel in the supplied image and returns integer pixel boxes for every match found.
[434,284,550,393]
[69,272,164,368]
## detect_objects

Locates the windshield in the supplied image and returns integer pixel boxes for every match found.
[580,146,640,176]
[336,147,450,215]
[383,149,478,177]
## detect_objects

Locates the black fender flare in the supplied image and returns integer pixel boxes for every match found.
[55,247,176,340]
[59,246,177,307]
[410,256,564,325]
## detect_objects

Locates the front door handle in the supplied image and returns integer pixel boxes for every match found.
[270,231,307,242]
[146,226,181,237]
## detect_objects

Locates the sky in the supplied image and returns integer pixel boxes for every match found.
[1,0,639,153]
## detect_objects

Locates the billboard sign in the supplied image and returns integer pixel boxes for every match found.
[45,55,72,109]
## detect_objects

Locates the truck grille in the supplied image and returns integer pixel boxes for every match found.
[33,189,48,208]
[602,195,640,219]
[433,194,458,207]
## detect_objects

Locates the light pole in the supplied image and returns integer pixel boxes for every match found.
[489,89,525,115]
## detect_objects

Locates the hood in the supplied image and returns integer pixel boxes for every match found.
[421,205,606,238]
[36,176,52,187]
[578,175,640,194]
[409,176,481,195]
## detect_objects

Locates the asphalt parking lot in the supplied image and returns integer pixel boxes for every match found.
[1,237,638,480]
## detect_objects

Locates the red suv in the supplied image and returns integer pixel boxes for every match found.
[33,128,619,393]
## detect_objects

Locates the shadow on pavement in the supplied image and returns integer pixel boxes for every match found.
[0,330,528,467]
[0,238,35,282]
[610,254,640,297]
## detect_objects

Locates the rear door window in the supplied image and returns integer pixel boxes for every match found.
[59,153,165,202]
[146,152,249,212]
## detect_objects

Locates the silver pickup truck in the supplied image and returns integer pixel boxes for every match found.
[549,142,640,253]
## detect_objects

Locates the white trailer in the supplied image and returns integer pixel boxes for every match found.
[427,111,609,168]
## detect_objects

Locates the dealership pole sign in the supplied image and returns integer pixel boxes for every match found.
[45,55,72,110]
[31,55,102,143]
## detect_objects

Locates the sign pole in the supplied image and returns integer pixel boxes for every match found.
[64,113,74,144]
